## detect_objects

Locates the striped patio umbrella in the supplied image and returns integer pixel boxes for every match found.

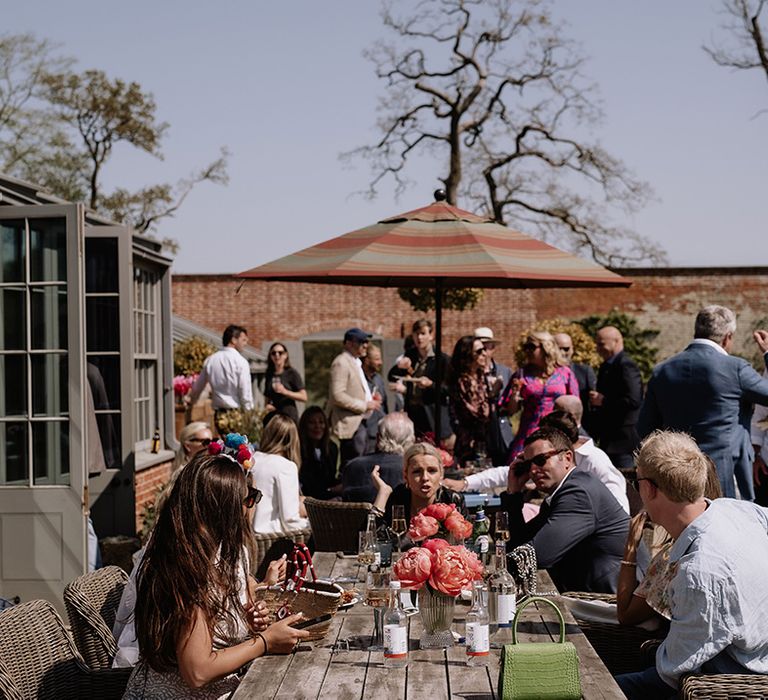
[237,192,630,440]
[237,193,630,290]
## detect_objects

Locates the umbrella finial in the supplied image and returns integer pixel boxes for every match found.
[433,189,447,202]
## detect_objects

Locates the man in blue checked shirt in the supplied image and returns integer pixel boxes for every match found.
[616,431,768,699]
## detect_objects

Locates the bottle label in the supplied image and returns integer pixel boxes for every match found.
[384,624,408,658]
[466,622,490,656]
[475,535,490,554]
[496,593,516,625]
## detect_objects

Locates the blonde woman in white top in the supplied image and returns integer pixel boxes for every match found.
[250,414,310,536]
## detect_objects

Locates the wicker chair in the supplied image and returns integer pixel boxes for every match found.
[562,591,667,675]
[680,673,768,699]
[63,566,129,670]
[0,599,130,700]
[304,497,372,554]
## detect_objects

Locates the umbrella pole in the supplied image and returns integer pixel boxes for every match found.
[434,279,443,447]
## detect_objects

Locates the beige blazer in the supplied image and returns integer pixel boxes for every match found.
[327,351,368,439]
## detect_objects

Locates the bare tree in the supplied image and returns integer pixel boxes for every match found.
[0,35,229,242]
[704,0,768,88]
[345,0,665,266]
[0,33,77,178]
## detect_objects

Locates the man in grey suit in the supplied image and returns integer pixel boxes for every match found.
[638,306,768,498]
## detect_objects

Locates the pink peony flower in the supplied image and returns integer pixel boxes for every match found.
[455,545,484,582]
[407,513,440,541]
[393,547,432,589]
[422,538,451,555]
[429,545,483,596]
[422,503,456,521]
[444,512,473,540]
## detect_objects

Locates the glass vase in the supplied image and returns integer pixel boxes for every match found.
[418,585,456,649]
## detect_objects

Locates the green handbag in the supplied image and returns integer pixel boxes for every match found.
[498,596,581,700]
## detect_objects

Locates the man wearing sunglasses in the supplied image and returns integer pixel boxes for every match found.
[502,426,629,593]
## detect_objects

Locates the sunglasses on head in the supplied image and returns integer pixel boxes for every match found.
[189,437,212,446]
[514,448,566,473]
[243,485,262,508]
[523,342,541,353]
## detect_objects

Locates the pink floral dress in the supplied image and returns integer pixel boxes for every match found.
[504,365,579,460]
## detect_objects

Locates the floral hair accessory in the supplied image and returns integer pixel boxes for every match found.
[207,432,253,468]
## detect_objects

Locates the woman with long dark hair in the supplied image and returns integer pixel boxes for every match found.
[298,405,340,500]
[125,452,307,697]
[449,335,491,467]
[264,342,307,423]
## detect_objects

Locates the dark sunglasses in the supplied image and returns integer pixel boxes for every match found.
[270,349,286,356]
[636,476,657,488]
[523,342,541,352]
[558,346,572,353]
[515,449,566,473]
[189,437,212,446]
[474,347,488,356]
[243,486,263,508]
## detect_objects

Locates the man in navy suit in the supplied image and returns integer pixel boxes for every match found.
[638,306,768,498]
[502,426,629,593]
[589,326,643,469]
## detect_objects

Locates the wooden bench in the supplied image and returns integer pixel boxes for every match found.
[233,552,625,699]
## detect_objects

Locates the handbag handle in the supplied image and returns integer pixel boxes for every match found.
[289,543,316,591]
[512,596,567,644]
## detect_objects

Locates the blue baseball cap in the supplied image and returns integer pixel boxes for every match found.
[344,327,372,343]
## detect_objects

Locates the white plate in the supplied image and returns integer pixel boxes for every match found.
[338,596,361,610]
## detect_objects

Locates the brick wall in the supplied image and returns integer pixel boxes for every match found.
[172,268,768,367]
[134,459,173,535]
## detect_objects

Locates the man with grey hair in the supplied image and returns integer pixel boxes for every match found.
[341,412,414,502]
[638,305,768,497]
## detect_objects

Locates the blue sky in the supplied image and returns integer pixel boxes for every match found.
[5,1,766,272]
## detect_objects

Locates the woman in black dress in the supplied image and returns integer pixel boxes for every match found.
[264,342,307,424]
[298,405,340,500]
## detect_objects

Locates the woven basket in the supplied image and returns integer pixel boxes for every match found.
[256,580,343,641]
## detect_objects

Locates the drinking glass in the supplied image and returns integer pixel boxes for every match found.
[494,511,510,543]
[391,505,407,553]
[363,569,391,650]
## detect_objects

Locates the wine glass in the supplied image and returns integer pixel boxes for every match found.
[357,531,377,581]
[363,569,390,650]
[391,505,407,553]
[494,511,510,544]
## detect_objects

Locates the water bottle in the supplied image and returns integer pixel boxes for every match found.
[383,580,408,668]
[489,540,516,645]
[472,509,490,566]
[465,581,490,666]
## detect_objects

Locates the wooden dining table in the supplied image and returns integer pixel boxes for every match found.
[232,552,626,699]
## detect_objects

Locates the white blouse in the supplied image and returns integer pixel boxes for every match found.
[249,452,310,536]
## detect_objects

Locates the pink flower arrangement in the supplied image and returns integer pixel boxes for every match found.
[393,504,483,596]
[394,543,483,594]
[173,374,198,401]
